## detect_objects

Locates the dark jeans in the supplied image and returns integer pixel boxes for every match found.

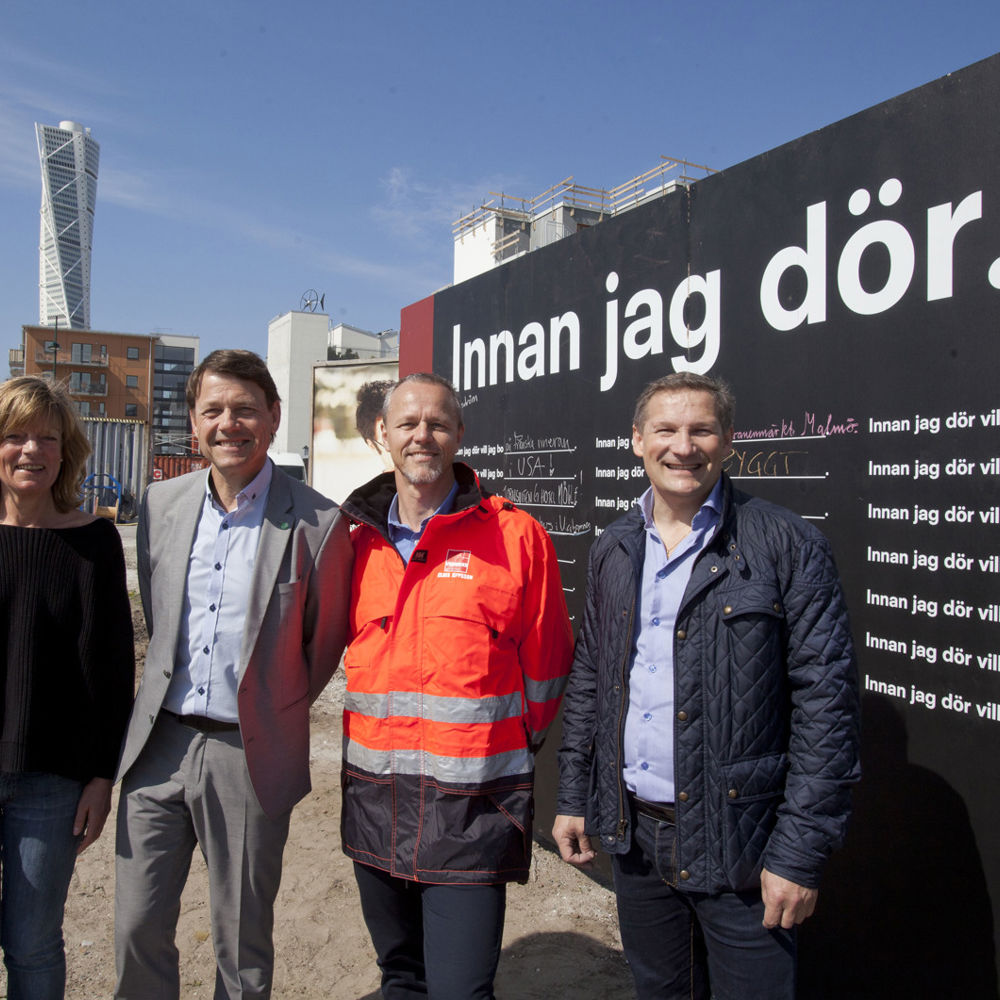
[612,807,796,1000]
[353,862,507,999]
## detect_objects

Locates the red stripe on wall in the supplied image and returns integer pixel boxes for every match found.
[398,294,436,376]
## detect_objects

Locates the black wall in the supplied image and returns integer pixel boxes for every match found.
[420,55,1000,996]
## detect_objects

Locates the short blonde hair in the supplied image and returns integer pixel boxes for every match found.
[0,377,91,512]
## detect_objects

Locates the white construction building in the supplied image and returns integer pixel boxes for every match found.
[330,322,399,360]
[452,157,717,284]
[36,121,100,329]
[267,311,330,458]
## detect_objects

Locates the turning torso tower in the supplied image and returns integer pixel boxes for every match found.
[36,120,100,330]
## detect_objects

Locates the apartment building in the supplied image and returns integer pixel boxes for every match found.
[16,326,198,448]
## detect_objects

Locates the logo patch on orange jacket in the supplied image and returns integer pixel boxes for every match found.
[438,549,473,579]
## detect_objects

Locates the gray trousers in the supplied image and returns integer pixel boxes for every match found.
[114,713,291,1000]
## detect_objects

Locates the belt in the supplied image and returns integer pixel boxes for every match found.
[162,709,240,734]
[633,796,676,824]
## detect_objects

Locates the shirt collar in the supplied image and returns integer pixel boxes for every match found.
[637,476,723,532]
[388,479,459,537]
[205,459,273,515]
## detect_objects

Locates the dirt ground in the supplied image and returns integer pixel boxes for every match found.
[33,544,632,1000]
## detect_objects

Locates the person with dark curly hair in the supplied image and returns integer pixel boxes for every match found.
[355,379,395,471]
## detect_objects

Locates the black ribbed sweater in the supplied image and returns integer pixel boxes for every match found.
[0,518,135,780]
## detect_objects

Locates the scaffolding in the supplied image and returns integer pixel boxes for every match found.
[452,156,717,266]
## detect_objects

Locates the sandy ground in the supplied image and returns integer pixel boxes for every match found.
[27,525,632,999]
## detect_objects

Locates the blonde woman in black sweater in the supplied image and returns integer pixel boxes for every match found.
[0,376,134,1000]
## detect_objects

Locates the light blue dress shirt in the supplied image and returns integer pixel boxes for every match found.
[387,480,459,563]
[622,479,723,804]
[164,461,273,723]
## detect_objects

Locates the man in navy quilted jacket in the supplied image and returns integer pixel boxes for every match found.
[553,373,860,1000]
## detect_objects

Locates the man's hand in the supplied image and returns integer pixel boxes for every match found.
[760,869,818,929]
[74,777,113,854]
[552,814,596,866]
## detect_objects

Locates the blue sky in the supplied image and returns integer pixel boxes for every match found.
[1,0,997,360]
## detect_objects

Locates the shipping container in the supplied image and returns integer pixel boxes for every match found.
[152,454,207,482]
[82,418,148,519]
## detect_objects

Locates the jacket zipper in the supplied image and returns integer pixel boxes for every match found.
[615,588,637,841]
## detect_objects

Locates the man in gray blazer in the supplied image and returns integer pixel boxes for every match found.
[114,350,352,1000]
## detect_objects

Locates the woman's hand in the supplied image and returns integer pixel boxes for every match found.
[74,777,113,854]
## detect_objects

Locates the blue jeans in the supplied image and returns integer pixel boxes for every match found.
[612,808,796,1000]
[0,771,83,1000]
[353,862,507,999]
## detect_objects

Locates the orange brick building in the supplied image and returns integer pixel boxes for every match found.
[19,325,155,421]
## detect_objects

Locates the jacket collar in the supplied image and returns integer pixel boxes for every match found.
[611,473,746,564]
[341,462,488,536]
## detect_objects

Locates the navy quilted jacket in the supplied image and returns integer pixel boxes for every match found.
[556,474,860,892]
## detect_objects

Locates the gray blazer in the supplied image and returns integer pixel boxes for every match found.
[116,464,352,817]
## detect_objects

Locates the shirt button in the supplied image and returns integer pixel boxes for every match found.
[648,665,657,674]
[214,562,222,571]
[678,791,689,802]
[209,604,216,612]
[221,522,229,530]
[651,617,661,627]
[643,712,652,722]
[728,788,738,799]
[197,686,205,695]
[679,870,691,881]
[202,646,210,655]
[677,710,688,722]
[724,605,733,614]
[676,629,686,640]
[640,762,649,771]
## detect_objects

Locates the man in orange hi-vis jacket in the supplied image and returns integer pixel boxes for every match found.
[339,372,573,999]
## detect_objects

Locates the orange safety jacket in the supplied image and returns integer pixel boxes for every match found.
[339,464,573,884]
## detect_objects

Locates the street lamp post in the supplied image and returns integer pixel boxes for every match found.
[50,316,60,379]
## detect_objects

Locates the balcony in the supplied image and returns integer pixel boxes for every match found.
[35,352,109,367]
[68,381,108,397]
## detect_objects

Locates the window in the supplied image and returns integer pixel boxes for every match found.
[127,347,140,360]
[126,375,139,388]
[125,403,138,417]
[71,343,93,363]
